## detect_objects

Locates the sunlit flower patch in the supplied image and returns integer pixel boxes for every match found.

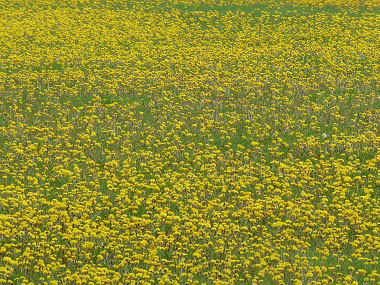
[0,0,379,284]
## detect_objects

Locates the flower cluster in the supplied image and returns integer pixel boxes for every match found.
[0,0,379,284]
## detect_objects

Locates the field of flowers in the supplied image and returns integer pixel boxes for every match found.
[0,0,379,284]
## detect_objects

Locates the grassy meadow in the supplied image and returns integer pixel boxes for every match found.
[0,0,379,284]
